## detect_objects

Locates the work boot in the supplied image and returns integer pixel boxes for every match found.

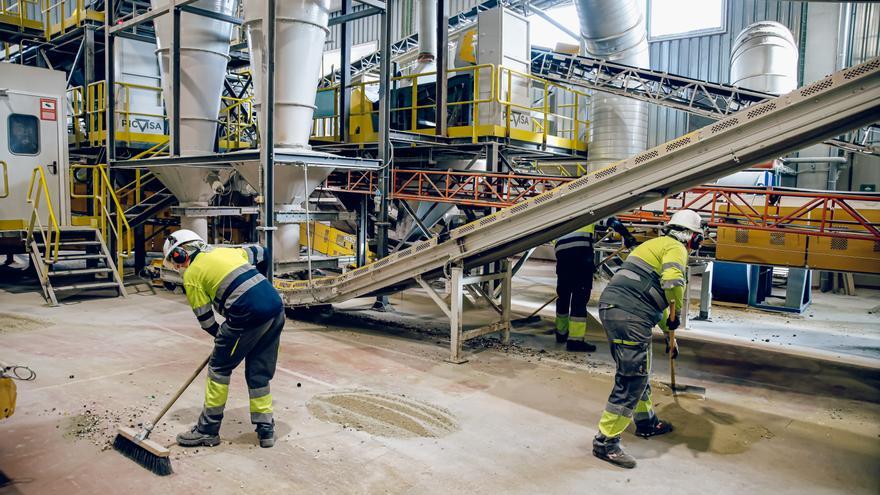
[635,417,674,438]
[176,425,221,447]
[256,422,275,448]
[592,434,637,469]
[566,340,597,352]
[555,330,569,343]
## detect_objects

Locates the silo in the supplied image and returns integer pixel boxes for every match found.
[150,0,239,239]
[233,0,333,262]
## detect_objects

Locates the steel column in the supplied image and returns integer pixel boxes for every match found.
[171,1,181,156]
[262,0,277,281]
[373,0,393,310]
[104,2,116,162]
[435,0,448,136]
[339,0,353,143]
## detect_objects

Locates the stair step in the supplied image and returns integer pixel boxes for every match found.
[48,267,112,277]
[55,254,106,261]
[53,281,120,292]
[35,240,101,247]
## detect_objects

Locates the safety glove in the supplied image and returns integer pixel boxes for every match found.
[665,333,679,359]
[205,322,219,337]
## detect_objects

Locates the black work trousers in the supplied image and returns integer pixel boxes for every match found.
[198,309,285,434]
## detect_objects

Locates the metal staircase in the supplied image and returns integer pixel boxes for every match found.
[27,227,127,306]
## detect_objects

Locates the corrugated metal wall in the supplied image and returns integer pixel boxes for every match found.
[646,0,805,147]
[849,2,880,64]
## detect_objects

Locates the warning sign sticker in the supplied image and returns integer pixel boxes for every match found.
[40,98,57,121]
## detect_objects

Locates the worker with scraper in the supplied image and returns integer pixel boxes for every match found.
[163,229,283,449]
[591,210,705,468]
[554,217,636,352]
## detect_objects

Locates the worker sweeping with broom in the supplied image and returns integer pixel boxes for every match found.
[591,210,705,469]
[164,229,284,449]
[113,229,284,475]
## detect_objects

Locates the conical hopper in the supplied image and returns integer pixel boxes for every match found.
[150,0,238,238]
[237,0,332,261]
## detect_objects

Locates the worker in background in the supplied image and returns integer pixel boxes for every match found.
[592,209,705,468]
[163,229,283,449]
[555,217,637,352]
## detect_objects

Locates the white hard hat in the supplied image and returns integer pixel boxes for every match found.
[667,209,703,233]
[163,229,205,261]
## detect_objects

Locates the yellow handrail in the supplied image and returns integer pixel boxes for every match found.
[69,164,133,275]
[26,165,61,264]
[0,161,8,198]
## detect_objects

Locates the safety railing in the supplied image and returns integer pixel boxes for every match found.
[0,161,8,199]
[67,81,168,148]
[0,0,42,31]
[315,64,496,143]
[325,168,880,242]
[619,186,880,242]
[219,95,257,150]
[69,163,133,273]
[114,141,169,208]
[42,0,101,40]
[25,165,61,264]
[497,66,589,150]
[312,63,588,149]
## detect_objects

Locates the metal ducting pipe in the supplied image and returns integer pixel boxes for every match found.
[237,0,332,262]
[574,0,650,172]
[731,21,799,95]
[151,0,238,239]
[415,0,437,73]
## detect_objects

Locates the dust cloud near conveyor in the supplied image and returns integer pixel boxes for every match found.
[276,57,880,307]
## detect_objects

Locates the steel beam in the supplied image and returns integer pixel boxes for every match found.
[108,0,199,33]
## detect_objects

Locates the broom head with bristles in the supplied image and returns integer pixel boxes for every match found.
[112,426,173,476]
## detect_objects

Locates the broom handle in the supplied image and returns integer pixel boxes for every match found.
[669,330,677,390]
[149,353,212,428]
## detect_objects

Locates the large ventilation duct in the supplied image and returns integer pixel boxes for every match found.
[237,0,332,262]
[731,21,798,95]
[151,0,237,238]
[415,0,437,74]
[575,0,649,172]
[730,21,800,186]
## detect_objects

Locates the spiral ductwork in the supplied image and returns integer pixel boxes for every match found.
[574,0,649,171]
[731,21,799,95]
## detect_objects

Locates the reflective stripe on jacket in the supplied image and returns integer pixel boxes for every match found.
[554,224,596,253]
[598,236,688,324]
[184,246,279,330]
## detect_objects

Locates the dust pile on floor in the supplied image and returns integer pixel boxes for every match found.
[308,390,459,438]
[0,312,51,334]
[52,402,151,450]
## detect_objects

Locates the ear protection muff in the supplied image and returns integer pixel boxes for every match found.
[170,246,189,265]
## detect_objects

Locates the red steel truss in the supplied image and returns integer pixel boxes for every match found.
[323,169,880,241]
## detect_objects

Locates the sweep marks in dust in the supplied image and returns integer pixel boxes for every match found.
[0,311,52,334]
[308,390,459,438]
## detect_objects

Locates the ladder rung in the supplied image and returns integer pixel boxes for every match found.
[48,268,112,277]
[52,281,120,292]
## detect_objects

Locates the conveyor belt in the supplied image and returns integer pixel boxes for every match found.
[277,57,880,307]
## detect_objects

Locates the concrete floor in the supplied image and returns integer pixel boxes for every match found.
[1,264,879,494]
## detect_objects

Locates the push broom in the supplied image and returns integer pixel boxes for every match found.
[112,353,211,476]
